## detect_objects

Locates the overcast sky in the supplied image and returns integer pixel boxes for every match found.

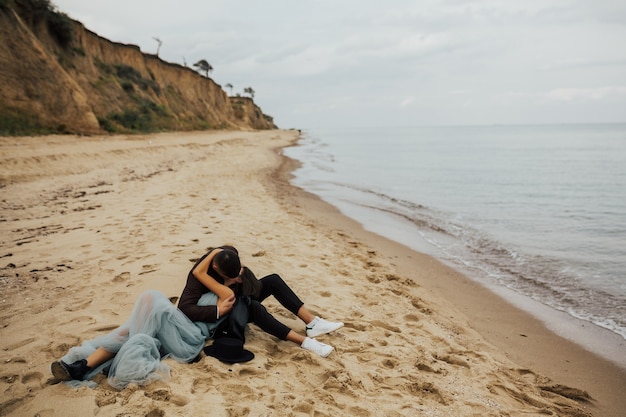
[52,0,626,129]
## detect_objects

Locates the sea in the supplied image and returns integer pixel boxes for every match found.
[283,124,626,366]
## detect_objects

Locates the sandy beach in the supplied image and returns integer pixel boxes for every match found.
[1,130,624,417]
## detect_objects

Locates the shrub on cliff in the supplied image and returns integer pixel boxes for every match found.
[11,0,73,47]
[46,7,73,46]
[0,106,66,135]
[99,98,172,133]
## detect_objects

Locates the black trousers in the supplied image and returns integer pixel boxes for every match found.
[247,274,304,340]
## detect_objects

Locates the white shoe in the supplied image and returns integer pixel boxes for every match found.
[301,337,334,358]
[306,316,344,338]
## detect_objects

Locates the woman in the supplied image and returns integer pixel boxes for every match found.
[50,289,212,388]
[178,245,343,358]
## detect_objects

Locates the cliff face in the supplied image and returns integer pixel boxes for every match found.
[0,5,276,135]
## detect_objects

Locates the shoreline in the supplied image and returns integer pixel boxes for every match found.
[272,138,626,417]
[312,197,626,370]
[285,190,626,370]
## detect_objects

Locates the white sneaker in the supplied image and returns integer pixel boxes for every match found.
[306,316,344,338]
[301,337,334,358]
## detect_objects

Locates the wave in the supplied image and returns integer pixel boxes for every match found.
[326,182,626,340]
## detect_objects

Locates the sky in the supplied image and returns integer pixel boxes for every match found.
[52,0,626,129]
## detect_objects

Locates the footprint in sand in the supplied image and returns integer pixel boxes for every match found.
[370,320,402,333]
[225,406,250,417]
[321,369,364,395]
[237,367,259,377]
[21,371,43,385]
[404,313,420,322]
[366,274,381,284]
[407,381,450,405]
[415,360,444,374]
[144,387,171,402]
[145,408,166,417]
[4,337,37,351]
[434,352,471,369]
[292,401,314,414]
[64,299,92,312]
[346,405,372,416]
[381,358,399,369]
[289,350,322,364]
[112,271,131,283]
[138,264,159,275]
[61,315,96,327]
[42,342,74,358]
[190,376,215,394]
[95,389,118,407]
[1,371,46,414]
[111,291,131,302]
[1,373,19,384]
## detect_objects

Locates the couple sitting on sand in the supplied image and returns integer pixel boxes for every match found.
[50,246,343,389]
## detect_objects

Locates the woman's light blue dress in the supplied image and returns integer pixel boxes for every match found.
[61,290,225,389]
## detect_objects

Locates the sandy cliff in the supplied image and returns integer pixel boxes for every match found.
[0,4,276,135]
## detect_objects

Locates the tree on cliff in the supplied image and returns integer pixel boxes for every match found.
[244,87,255,99]
[193,59,213,77]
[225,83,233,96]
[153,37,162,56]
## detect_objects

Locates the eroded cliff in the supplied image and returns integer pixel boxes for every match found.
[0,2,276,135]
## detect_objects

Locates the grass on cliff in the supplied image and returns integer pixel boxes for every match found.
[98,97,173,133]
[114,64,161,95]
[0,107,67,136]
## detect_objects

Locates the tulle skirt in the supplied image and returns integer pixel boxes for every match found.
[61,290,225,389]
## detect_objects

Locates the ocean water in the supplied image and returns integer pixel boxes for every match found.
[284,124,626,349]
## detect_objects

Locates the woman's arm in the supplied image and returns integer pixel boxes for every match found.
[192,248,235,300]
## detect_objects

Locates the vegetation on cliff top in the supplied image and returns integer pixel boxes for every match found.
[4,0,74,47]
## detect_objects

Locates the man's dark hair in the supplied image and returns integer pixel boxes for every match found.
[214,249,241,278]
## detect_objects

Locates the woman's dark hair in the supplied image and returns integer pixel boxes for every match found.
[213,249,241,278]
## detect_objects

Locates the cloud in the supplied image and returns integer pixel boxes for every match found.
[539,58,626,71]
[400,97,415,107]
[547,86,626,101]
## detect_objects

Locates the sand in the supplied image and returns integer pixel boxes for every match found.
[1,130,624,417]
